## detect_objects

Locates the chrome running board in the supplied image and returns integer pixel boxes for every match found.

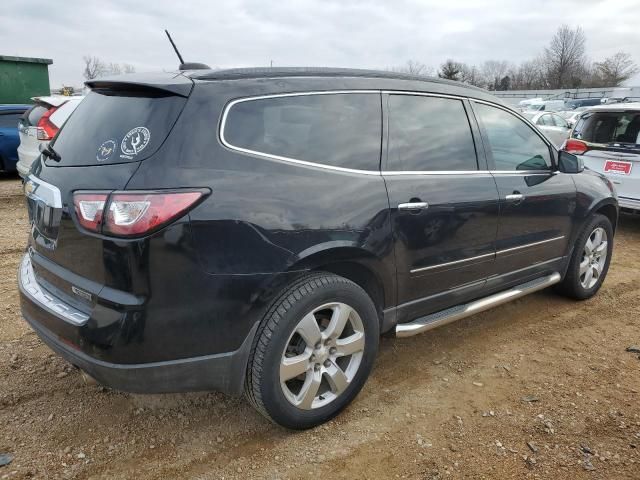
[395,272,561,338]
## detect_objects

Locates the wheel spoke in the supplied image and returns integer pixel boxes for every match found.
[335,332,365,357]
[592,228,603,247]
[595,240,607,255]
[579,257,590,276]
[297,312,322,346]
[280,352,311,381]
[325,361,349,395]
[592,265,600,280]
[324,304,353,339]
[584,237,594,255]
[583,266,593,287]
[296,369,322,409]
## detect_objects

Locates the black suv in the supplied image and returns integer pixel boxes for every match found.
[19,68,617,429]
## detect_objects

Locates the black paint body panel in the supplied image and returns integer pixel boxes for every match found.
[18,70,618,394]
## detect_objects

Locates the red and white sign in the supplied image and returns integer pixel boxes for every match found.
[604,160,633,175]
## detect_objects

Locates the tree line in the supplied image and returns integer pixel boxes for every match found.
[391,25,638,91]
[82,56,136,80]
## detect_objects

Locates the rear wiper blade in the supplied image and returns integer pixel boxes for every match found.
[40,143,61,162]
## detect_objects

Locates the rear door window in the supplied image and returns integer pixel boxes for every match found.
[23,105,48,127]
[223,93,381,171]
[386,95,478,171]
[473,102,551,171]
[50,90,187,166]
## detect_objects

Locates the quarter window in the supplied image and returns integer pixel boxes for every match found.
[474,103,551,171]
[387,95,478,171]
[223,93,381,171]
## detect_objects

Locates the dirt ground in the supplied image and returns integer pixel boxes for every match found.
[1,174,639,480]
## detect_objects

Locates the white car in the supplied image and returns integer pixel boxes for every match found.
[558,108,588,128]
[16,95,84,177]
[565,103,640,212]
[522,111,571,147]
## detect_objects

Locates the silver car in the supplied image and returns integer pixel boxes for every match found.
[522,111,572,147]
[565,103,640,212]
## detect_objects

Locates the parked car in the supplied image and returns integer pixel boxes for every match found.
[0,104,30,173]
[565,102,640,213]
[16,95,84,177]
[558,108,588,128]
[522,99,567,112]
[19,68,617,429]
[522,111,572,146]
[565,98,602,110]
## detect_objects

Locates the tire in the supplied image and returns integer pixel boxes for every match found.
[245,272,379,429]
[556,214,613,300]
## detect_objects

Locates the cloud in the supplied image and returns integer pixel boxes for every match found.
[1,0,639,87]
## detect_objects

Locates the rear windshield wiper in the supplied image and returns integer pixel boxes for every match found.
[40,143,61,162]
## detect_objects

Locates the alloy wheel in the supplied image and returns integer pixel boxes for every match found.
[279,302,365,410]
[579,227,608,289]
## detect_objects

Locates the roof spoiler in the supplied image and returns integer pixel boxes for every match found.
[85,75,193,97]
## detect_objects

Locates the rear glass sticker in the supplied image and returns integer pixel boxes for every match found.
[96,140,117,162]
[120,127,151,159]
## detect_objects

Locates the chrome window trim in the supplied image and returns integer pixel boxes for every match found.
[410,236,565,274]
[219,90,383,176]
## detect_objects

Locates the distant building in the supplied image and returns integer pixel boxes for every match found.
[0,55,53,104]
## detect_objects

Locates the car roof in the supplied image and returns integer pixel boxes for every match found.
[187,66,497,98]
[0,104,30,112]
[582,102,640,112]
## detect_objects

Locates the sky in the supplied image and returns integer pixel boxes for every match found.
[2,0,640,88]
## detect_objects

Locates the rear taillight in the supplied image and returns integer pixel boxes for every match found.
[36,105,61,140]
[73,191,204,237]
[74,193,107,232]
[564,139,588,155]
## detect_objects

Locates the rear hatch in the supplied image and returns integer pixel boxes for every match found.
[25,73,192,293]
[570,109,640,201]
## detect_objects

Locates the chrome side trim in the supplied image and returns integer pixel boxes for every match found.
[497,236,565,255]
[410,236,565,273]
[219,90,382,176]
[410,252,494,274]
[24,174,62,208]
[18,254,89,326]
[395,272,561,337]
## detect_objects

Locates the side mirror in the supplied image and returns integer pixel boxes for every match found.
[558,151,584,174]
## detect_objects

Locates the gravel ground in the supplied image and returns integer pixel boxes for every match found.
[1,173,639,479]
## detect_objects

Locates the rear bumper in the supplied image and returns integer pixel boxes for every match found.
[18,253,257,395]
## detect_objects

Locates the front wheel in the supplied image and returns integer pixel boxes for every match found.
[245,272,379,429]
[556,214,613,300]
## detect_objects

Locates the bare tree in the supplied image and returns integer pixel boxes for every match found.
[459,63,485,87]
[481,60,510,90]
[593,52,638,86]
[107,62,121,75]
[122,63,136,74]
[390,60,432,76]
[438,59,463,81]
[543,25,587,88]
[82,56,106,80]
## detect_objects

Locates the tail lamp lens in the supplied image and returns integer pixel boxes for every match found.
[36,105,61,140]
[564,139,588,155]
[73,191,204,237]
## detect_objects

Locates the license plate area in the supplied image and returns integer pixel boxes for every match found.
[604,160,633,175]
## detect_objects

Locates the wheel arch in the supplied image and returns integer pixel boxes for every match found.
[287,245,395,331]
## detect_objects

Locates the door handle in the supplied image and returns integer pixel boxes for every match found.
[398,202,429,211]
[505,193,525,202]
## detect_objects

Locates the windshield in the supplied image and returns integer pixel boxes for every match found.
[573,111,640,147]
[50,89,187,166]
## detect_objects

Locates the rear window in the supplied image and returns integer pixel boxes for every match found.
[50,90,187,166]
[0,113,23,128]
[223,93,381,171]
[573,111,640,146]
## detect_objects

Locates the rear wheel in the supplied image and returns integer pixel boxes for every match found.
[245,272,379,429]
[556,214,613,300]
